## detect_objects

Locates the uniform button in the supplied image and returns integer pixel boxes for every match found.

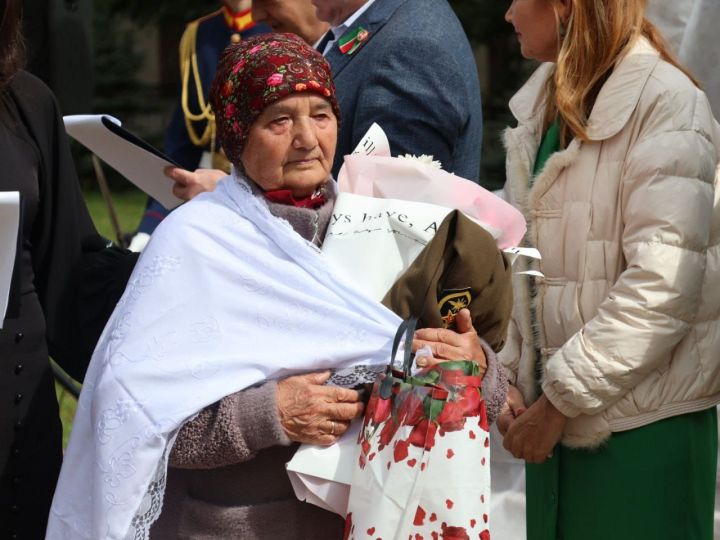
[13,393,22,405]
[10,504,19,514]
[12,447,20,458]
[231,33,241,44]
[13,420,22,432]
[11,534,18,540]
[11,475,21,486]
[14,332,23,343]
[14,364,23,375]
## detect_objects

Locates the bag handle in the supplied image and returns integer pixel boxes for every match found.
[390,317,418,377]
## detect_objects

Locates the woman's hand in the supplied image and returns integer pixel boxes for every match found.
[496,384,527,436]
[502,393,567,463]
[166,166,226,201]
[276,371,364,445]
[411,309,487,374]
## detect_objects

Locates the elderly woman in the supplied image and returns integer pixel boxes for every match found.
[47,34,510,540]
[498,1,720,539]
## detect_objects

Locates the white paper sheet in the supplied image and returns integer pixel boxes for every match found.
[286,421,360,516]
[0,192,20,329]
[323,193,455,300]
[351,122,391,157]
[63,114,183,209]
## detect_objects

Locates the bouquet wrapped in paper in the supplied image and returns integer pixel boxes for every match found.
[288,132,529,537]
[323,154,526,301]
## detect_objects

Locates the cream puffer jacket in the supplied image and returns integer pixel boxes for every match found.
[499,37,720,448]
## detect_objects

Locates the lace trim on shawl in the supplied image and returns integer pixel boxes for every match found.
[328,364,387,388]
[124,440,173,539]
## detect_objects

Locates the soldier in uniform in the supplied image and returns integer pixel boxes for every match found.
[130,1,269,250]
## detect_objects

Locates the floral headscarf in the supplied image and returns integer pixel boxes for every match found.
[210,33,341,166]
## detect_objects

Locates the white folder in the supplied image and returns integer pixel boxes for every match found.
[63,114,184,209]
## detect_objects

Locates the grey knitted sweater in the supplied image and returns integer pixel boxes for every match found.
[150,188,508,539]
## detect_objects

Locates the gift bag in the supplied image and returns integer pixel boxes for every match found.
[345,319,491,540]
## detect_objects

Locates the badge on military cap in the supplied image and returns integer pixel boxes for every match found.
[437,288,473,330]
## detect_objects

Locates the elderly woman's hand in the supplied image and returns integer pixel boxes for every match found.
[166,166,226,201]
[276,371,364,445]
[496,384,527,436]
[503,393,567,463]
[411,309,487,374]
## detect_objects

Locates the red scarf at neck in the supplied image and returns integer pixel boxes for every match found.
[263,189,327,209]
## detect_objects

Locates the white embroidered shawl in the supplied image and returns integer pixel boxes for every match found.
[46,175,401,539]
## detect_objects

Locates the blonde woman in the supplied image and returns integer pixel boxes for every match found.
[497,0,720,538]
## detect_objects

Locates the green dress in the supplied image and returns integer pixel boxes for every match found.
[524,120,718,540]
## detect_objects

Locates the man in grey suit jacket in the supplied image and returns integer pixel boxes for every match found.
[312,0,483,181]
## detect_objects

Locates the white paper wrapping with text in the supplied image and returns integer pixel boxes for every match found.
[322,193,454,301]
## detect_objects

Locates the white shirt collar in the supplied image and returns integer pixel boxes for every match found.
[331,0,376,42]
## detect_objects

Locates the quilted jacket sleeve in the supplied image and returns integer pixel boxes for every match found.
[542,89,718,418]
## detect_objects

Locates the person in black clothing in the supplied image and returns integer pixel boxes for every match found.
[0,1,136,535]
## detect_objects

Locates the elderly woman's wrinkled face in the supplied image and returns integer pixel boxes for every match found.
[241,94,337,197]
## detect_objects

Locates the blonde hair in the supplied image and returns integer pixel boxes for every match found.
[546,0,698,145]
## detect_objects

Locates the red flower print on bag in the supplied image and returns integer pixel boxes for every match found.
[379,418,400,448]
[414,506,426,526]
[394,438,410,462]
[372,397,392,425]
[440,368,467,386]
[346,323,491,540]
[457,387,481,417]
[408,419,437,450]
[435,401,466,432]
[361,439,371,456]
[440,524,469,540]
[398,392,424,427]
[479,404,489,432]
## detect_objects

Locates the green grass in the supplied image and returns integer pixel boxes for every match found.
[82,187,148,241]
[55,187,148,447]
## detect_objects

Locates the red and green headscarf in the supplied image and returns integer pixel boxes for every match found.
[210,33,341,167]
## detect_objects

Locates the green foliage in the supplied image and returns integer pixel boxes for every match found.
[93,2,155,118]
[105,0,218,26]
[449,0,531,189]
[82,188,148,238]
[74,1,167,191]
[449,0,512,44]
